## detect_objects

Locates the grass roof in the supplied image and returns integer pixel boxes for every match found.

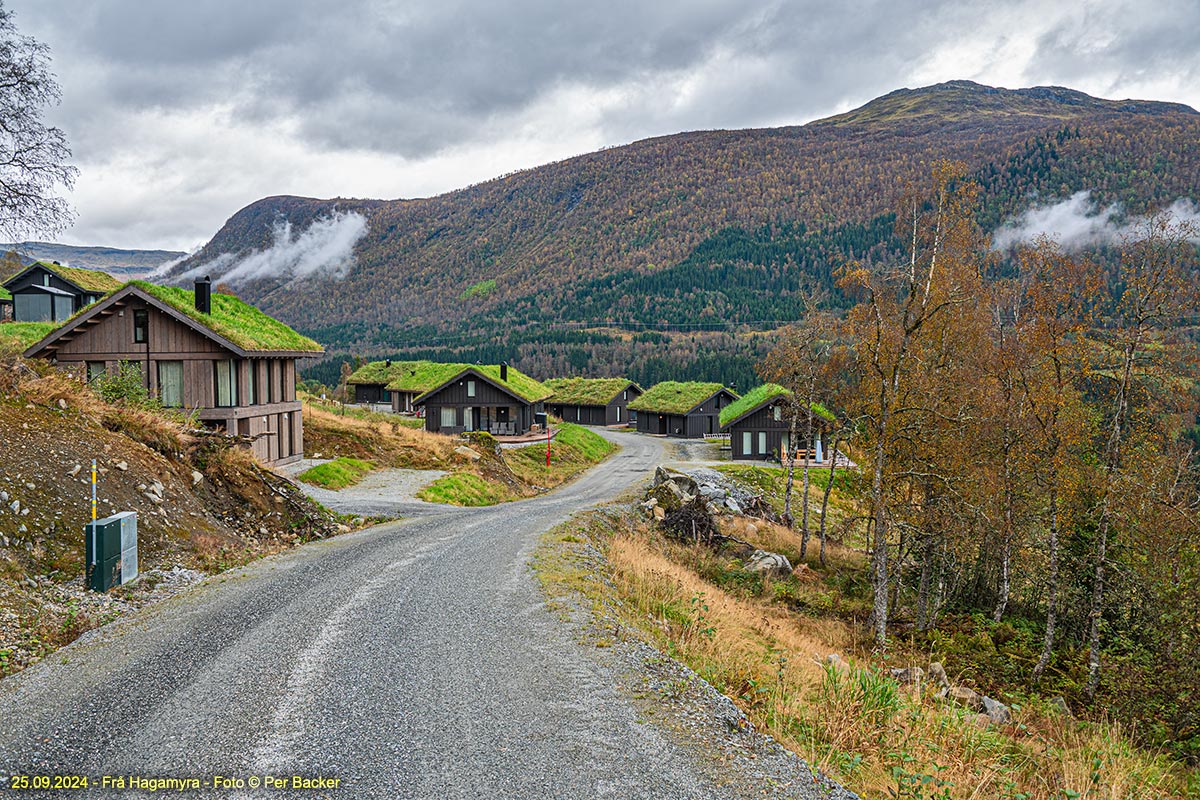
[131,281,323,353]
[1,321,59,350]
[346,360,401,385]
[469,364,552,403]
[628,381,733,414]
[719,383,838,428]
[386,361,474,393]
[544,377,636,406]
[38,261,122,293]
[0,286,10,301]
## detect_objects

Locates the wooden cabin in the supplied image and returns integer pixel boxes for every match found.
[719,383,833,461]
[415,364,551,436]
[2,261,122,322]
[346,360,487,413]
[23,278,323,466]
[544,377,642,426]
[629,382,739,438]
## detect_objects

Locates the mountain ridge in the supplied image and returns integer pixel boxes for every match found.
[158,80,1200,386]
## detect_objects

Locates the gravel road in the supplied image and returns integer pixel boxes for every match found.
[0,430,854,800]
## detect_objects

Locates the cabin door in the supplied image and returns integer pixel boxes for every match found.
[658,415,668,435]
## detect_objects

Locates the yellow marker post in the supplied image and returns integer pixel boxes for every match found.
[91,459,97,521]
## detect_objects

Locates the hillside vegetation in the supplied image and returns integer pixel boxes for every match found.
[161,81,1200,387]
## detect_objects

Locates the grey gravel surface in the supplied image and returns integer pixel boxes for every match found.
[278,461,449,517]
[0,430,855,800]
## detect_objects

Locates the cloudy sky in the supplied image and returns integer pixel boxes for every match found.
[8,0,1199,252]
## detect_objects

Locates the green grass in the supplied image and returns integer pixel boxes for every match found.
[505,423,617,485]
[297,457,374,490]
[131,281,322,353]
[629,381,733,414]
[417,472,512,506]
[544,377,637,406]
[459,279,496,300]
[0,321,60,351]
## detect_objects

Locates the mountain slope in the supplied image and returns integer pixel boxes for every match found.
[1,242,186,277]
[161,81,1200,384]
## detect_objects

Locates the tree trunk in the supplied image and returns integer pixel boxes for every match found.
[799,379,817,560]
[871,424,890,647]
[818,430,841,567]
[1032,487,1059,683]
[993,460,1016,622]
[916,534,935,631]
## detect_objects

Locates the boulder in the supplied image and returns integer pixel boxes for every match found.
[890,666,925,686]
[1048,696,1071,717]
[454,445,482,462]
[927,661,950,689]
[825,653,852,673]
[746,549,793,577]
[725,498,743,514]
[981,695,1011,724]
[191,470,204,486]
[114,460,129,471]
[646,482,686,513]
[652,506,666,521]
[945,685,983,712]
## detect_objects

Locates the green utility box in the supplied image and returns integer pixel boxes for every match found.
[85,512,138,592]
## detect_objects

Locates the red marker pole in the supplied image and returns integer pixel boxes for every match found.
[546,424,551,467]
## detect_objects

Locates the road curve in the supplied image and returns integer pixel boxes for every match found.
[0,430,848,799]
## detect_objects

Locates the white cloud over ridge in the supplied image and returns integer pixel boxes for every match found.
[992,191,1200,250]
[179,211,368,286]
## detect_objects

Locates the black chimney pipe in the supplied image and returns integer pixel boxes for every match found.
[500,361,508,382]
[195,276,212,314]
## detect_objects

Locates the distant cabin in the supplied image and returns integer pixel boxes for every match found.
[719,383,834,461]
[2,261,122,322]
[0,285,11,321]
[545,377,642,426]
[628,382,739,438]
[415,364,551,436]
[346,360,505,413]
[23,278,324,466]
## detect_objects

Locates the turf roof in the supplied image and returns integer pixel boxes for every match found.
[628,381,734,414]
[386,361,472,392]
[544,377,637,406]
[37,261,122,293]
[132,281,323,353]
[719,383,838,428]
[0,286,10,301]
[0,321,58,350]
[414,363,552,404]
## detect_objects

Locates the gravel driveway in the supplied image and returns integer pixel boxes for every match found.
[279,461,449,517]
[0,430,856,800]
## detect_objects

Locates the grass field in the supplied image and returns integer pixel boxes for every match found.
[296,457,374,490]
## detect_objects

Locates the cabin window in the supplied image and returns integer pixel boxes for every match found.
[214,359,239,407]
[467,380,476,398]
[742,431,752,454]
[616,406,622,422]
[42,273,50,286]
[759,431,767,454]
[86,361,106,382]
[265,361,275,404]
[576,407,581,421]
[53,295,73,321]
[284,361,294,401]
[15,293,51,322]
[773,405,782,421]
[133,309,148,343]
[439,407,456,428]
[246,362,257,405]
[157,361,183,407]
[623,390,628,400]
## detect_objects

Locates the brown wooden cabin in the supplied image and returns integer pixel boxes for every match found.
[23,278,324,466]
[720,384,829,461]
[544,378,643,426]
[2,261,122,322]
[629,382,739,438]
[415,364,551,436]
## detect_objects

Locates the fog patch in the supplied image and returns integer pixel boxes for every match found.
[993,191,1200,250]
[180,211,368,285]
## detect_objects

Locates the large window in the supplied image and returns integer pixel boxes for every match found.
[86,361,106,382]
[157,361,183,407]
[758,431,767,455]
[439,407,456,428]
[54,295,72,320]
[742,431,752,455]
[214,359,238,407]
[133,309,148,343]
[14,293,50,321]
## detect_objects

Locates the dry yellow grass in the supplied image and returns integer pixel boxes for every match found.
[547,512,1193,800]
[302,402,456,469]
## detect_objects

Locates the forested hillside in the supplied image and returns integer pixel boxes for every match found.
[160,80,1200,385]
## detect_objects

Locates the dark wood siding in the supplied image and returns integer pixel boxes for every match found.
[38,293,308,466]
[419,371,539,435]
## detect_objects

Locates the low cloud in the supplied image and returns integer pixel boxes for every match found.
[992,191,1200,250]
[180,211,368,286]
